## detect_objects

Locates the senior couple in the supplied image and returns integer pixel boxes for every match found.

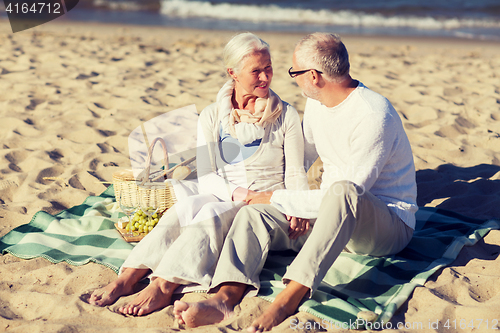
[90,32,417,332]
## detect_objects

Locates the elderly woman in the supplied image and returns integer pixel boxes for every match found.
[89,32,308,316]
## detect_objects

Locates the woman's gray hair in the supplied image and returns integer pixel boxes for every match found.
[223,32,270,75]
[295,33,350,83]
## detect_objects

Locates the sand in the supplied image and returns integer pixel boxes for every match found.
[1,17,500,333]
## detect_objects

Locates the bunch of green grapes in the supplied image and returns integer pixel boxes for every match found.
[125,208,162,235]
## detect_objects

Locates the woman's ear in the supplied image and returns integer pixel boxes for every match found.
[227,68,237,81]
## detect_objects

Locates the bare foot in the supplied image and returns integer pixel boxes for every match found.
[173,282,246,327]
[89,268,150,307]
[119,278,179,316]
[89,280,135,307]
[247,302,292,332]
[173,298,233,327]
[247,281,309,332]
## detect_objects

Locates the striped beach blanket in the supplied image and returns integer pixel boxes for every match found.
[0,186,133,273]
[1,186,499,327]
[259,209,500,328]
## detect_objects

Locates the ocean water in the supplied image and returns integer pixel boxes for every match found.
[3,0,500,40]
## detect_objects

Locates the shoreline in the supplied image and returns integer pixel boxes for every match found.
[3,17,500,46]
[3,0,500,43]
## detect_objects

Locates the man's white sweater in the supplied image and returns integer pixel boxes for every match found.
[271,82,418,229]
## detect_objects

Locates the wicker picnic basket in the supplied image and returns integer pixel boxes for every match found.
[113,137,177,213]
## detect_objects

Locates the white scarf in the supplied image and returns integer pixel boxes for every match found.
[218,80,283,145]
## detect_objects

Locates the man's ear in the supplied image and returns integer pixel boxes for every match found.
[311,70,321,86]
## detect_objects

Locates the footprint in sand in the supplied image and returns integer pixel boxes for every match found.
[490,112,500,121]
[40,200,69,215]
[97,129,117,137]
[91,101,111,110]
[4,150,29,173]
[0,179,19,191]
[86,120,117,138]
[96,143,111,153]
[47,149,64,163]
[8,163,22,172]
[76,72,99,80]
[141,96,164,106]
[89,158,100,171]
[454,116,476,129]
[5,150,29,165]
[26,98,46,111]
[68,175,86,190]
[35,166,65,185]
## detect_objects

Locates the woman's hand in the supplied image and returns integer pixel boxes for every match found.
[245,191,273,205]
[286,215,310,240]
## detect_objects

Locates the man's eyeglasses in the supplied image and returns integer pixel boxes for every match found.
[288,67,323,78]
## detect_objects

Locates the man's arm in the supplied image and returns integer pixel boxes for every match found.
[343,112,397,192]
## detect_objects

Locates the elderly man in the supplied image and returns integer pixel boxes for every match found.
[173,33,417,332]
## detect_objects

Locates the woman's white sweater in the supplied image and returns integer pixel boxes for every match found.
[196,82,309,202]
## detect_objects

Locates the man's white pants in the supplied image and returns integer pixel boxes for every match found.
[210,181,414,296]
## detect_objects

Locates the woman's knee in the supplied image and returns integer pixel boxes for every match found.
[197,201,239,219]
[180,194,218,207]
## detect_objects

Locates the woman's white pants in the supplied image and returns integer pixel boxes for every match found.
[120,193,245,291]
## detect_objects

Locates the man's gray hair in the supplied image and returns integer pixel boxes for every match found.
[223,32,270,75]
[295,33,350,83]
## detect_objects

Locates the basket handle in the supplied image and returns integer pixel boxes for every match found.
[140,137,169,185]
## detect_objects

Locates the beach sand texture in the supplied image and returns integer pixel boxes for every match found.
[1,19,500,332]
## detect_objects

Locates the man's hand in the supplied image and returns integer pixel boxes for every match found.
[286,215,310,240]
[233,188,256,202]
[245,191,273,205]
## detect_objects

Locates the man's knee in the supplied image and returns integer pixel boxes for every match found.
[232,205,261,225]
[325,180,366,200]
[236,204,276,221]
[318,181,369,219]
[234,204,287,232]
